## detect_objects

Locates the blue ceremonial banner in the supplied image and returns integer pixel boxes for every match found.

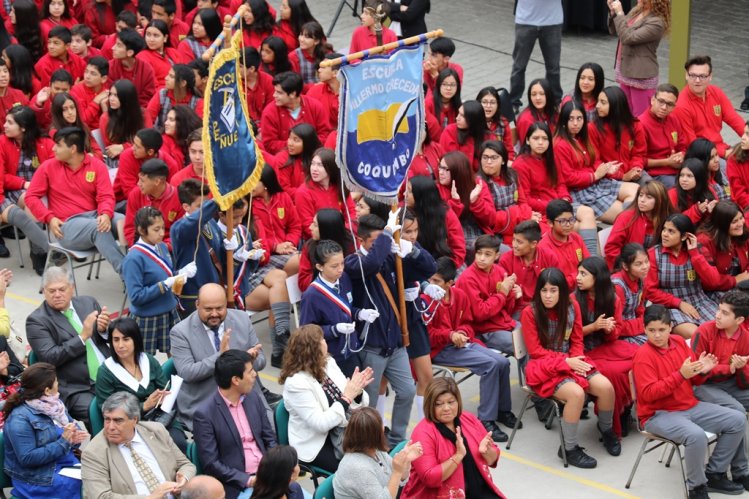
[336,43,425,203]
[202,31,263,211]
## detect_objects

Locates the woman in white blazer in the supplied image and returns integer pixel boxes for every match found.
[279,324,374,472]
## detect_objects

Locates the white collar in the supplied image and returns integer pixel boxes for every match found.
[105,354,151,392]
[319,276,339,288]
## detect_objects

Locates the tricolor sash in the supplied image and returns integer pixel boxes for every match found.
[131,243,174,277]
[310,279,352,318]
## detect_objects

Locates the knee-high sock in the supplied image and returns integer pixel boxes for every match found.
[579,228,599,257]
[598,409,614,432]
[271,302,291,336]
[7,207,48,253]
[561,420,579,451]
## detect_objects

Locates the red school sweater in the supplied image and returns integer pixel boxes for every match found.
[454,262,516,334]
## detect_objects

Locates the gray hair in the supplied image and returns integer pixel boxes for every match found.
[42,266,73,288]
[102,391,141,420]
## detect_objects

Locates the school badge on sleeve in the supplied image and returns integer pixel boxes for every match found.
[85,171,95,182]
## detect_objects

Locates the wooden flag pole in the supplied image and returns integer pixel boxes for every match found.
[392,205,409,347]
[320,29,444,69]
[202,5,248,61]
[225,209,235,308]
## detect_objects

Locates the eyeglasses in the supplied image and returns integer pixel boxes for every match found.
[481,154,501,161]
[654,97,676,108]
[441,82,457,89]
[554,217,576,226]
[480,100,497,106]
[687,73,711,81]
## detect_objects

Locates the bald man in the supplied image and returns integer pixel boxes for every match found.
[170,283,267,430]
[181,475,226,499]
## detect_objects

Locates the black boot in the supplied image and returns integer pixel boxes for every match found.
[0,238,9,258]
[30,251,47,276]
[620,405,632,438]
[741,86,749,111]
[598,424,621,456]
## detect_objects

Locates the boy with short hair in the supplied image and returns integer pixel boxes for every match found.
[455,234,519,359]
[422,37,463,93]
[239,47,274,122]
[634,304,747,499]
[171,129,208,187]
[307,53,342,136]
[100,11,139,60]
[34,26,86,87]
[30,69,73,131]
[108,28,156,108]
[424,256,516,441]
[70,56,109,130]
[114,128,177,205]
[638,83,686,189]
[70,25,103,62]
[537,198,590,289]
[499,220,556,315]
[151,0,189,48]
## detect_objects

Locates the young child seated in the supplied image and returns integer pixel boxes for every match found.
[633,304,747,498]
[422,256,516,442]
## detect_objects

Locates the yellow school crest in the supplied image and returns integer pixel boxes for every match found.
[714,105,721,116]
[513,190,518,202]
[671,131,678,143]
[277,207,285,219]
[32,156,40,169]
[85,171,95,182]
[576,248,583,262]
[628,140,634,150]
[168,211,177,221]
[687,269,697,281]
[564,326,572,341]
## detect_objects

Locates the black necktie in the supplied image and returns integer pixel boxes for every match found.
[210,326,221,351]
[333,283,340,295]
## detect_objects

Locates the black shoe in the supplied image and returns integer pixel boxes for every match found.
[732,474,749,491]
[598,424,621,456]
[496,411,522,429]
[534,398,555,422]
[558,445,597,469]
[261,386,282,406]
[706,472,743,495]
[481,420,508,442]
[271,353,283,369]
[689,484,710,499]
[0,226,23,239]
[31,252,47,276]
[620,406,631,438]
[742,99,749,111]
[0,239,9,258]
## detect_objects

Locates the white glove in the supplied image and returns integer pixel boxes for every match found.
[333,323,356,336]
[179,261,197,278]
[163,275,178,288]
[234,245,252,262]
[390,240,400,254]
[223,237,239,251]
[385,210,401,234]
[404,286,419,302]
[358,309,380,323]
[247,249,265,261]
[423,283,446,301]
[396,239,413,258]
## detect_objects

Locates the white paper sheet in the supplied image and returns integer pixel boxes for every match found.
[59,465,82,480]
[159,375,183,414]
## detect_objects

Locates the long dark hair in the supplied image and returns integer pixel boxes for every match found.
[623,180,674,238]
[441,151,474,220]
[310,147,346,198]
[477,140,514,185]
[260,36,292,74]
[573,62,604,103]
[250,445,300,499]
[7,106,42,157]
[259,164,284,195]
[657,213,695,249]
[12,0,42,62]
[245,0,275,34]
[519,122,558,186]
[42,0,73,20]
[190,8,222,41]
[409,175,452,259]
[531,268,571,351]
[168,105,202,164]
[556,99,597,163]
[106,79,145,144]
[433,68,461,126]
[699,200,749,253]
[476,86,502,127]
[3,363,56,420]
[299,21,330,63]
[283,0,317,38]
[575,256,616,326]
[685,138,723,185]
[284,123,320,171]
[4,45,37,95]
[526,78,558,123]
[108,317,145,366]
[50,94,98,153]
[457,100,487,159]
[307,208,354,271]
[593,86,635,148]
[676,158,714,212]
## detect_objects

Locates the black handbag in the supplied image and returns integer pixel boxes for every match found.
[142,406,176,428]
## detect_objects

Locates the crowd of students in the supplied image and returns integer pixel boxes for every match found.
[0,0,748,497]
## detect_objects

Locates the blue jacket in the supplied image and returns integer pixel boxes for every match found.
[121,241,178,316]
[4,403,75,486]
[402,243,437,337]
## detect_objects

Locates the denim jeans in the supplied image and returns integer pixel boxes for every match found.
[509,23,563,107]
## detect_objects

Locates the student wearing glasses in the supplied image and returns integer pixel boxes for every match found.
[538,199,590,290]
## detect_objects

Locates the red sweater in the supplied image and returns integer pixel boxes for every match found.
[697,232,749,290]
[604,210,654,269]
[667,187,714,225]
[515,108,555,147]
[0,136,55,202]
[268,152,304,198]
[170,165,206,187]
[512,153,570,213]
[408,142,444,179]
[295,181,357,240]
[251,192,302,252]
[146,89,204,125]
[348,25,398,53]
[444,209,466,268]
[168,19,190,49]
[693,321,749,386]
[422,286,478,358]
[108,59,157,108]
[40,18,78,49]
[438,124,485,171]
[70,82,106,131]
[645,245,723,308]
[26,155,115,223]
[34,51,86,88]
[114,149,179,202]
[521,301,584,361]
[553,137,602,191]
[498,245,557,314]
[675,85,746,158]
[135,48,190,90]
[260,96,331,154]
[305,83,339,137]
[298,244,313,292]
[425,95,457,134]
[587,120,647,175]
[638,108,687,176]
[537,231,590,289]
[487,119,516,162]
[244,70,275,123]
[612,271,646,338]
[423,61,463,94]
[633,335,703,426]
[274,20,298,50]
[0,87,28,127]
[177,37,210,60]
[727,155,749,212]
[124,183,184,248]
[455,262,516,334]
[82,1,137,47]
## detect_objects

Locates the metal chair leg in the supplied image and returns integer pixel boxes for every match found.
[506,393,531,450]
[625,437,651,489]
[674,445,689,499]
[555,402,567,467]
[665,445,677,467]
[11,226,23,268]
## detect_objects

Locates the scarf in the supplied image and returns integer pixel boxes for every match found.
[26,394,70,427]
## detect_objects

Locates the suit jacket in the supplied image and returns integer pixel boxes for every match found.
[26,296,111,405]
[81,421,196,499]
[170,309,266,429]
[193,389,277,499]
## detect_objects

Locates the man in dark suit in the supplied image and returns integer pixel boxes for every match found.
[193,350,277,499]
[26,266,111,427]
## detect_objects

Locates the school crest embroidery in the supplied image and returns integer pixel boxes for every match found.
[671,131,678,143]
[714,105,721,116]
[514,190,518,202]
[628,140,634,150]
[277,207,285,219]
[31,156,39,169]
[687,269,697,281]
[85,171,95,182]
[576,248,583,262]
[168,211,177,221]
[564,326,573,341]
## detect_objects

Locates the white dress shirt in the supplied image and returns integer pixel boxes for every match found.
[119,430,170,497]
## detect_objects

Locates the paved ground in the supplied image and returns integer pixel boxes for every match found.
[4,1,749,498]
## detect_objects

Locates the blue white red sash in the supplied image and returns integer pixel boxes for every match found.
[227,225,250,310]
[310,279,352,318]
[131,243,173,277]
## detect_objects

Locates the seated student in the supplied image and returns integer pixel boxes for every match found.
[69,56,109,131]
[161,106,202,168]
[537,199,590,289]
[562,62,604,122]
[114,128,177,206]
[260,71,331,154]
[99,80,148,165]
[151,0,189,49]
[177,8,221,60]
[259,35,292,77]
[477,86,515,163]
[34,26,86,88]
[147,65,203,131]
[604,180,674,269]
[575,256,638,438]
[455,234,519,360]
[521,267,619,469]
[634,304,747,499]
[499,220,556,316]
[70,24,103,63]
[425,68,461,135]
[422,256,515,442]
[439,100,491,172]
[669,158,718,226]
[49,92,103,159]
[40,0,79,49]
[29,69,73,132]
[307,54,341,138]
[136,20,191,90]
[108,28,157,108]
[611,243,649,346]
[288,21,330,89]
[298,208,355,293]
[170,129,207,187]
[268,123,321,198]
[349,0,397,53]
[422,37,463,94]
[98,10,138,60]
[238,46,274,122]
[0,59,28,126]
[645,213,721,339]
[188,58,209,97]
[515,78,558,150]
[697,200,749,292]
[639,83,686,189]
[239,0,276,51]
[686,137,730,201]
[728,121,749,211]
[123,159,184,249]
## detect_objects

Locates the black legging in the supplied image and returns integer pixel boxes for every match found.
[302,434,339,473]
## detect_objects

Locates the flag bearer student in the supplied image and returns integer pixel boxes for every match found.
[344,213,416,447]
[423,256,516,442]
[634,304,747,498]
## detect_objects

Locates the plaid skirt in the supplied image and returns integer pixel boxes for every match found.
[246,264,274,294]
[268,253,292,270]
[620,334,648,346]
[570,178,621,217]
[133,309,180,355]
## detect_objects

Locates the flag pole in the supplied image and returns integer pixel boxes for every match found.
[226,209,235,308]
[202,5,248,61]
[392,205,409,347]
[320,28,444,69]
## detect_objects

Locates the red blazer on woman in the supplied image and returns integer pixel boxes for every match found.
[515,108,555,147]
[588,120,647,176]
[667,186,717,226]
[438,123,484,171]
[604,209,654,269]
[136,48,190,90]
[268,152,305,198]
[553,136,602,191]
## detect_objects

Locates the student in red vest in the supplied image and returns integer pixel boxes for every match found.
[268,122,320,197]
[537,199,590,289]
[69,56,109,131]
[161,105,201,168]
[49,92,103,159]
[425,68,460,135]
[439,100,489,172]
[696,200,749,291]
[515,78,558,151]
[611,243,649,346]
[109,28,156,108]
[176,8,221,60]
[668,158,718,226]
[477,87,515,163]
[306,53,341,139]
[34,26,86,87]
[147,64,203,131]
[114,128,177,206]
[170,129,208,188]
[70,25,102,63]
[422,37,463,94]
[136,19,189,90]
[239,47,275,123]
[0,59,28,126]
[151,0,189,49]
[349,0,397,54]
[99,79,147,165]
[275,0,316,51]
[240,0,276,50]
[728,121,749,211]
[638,83,686,189]
[259,35,293,77]
[288,21,330,89]
[40,0,78,49]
